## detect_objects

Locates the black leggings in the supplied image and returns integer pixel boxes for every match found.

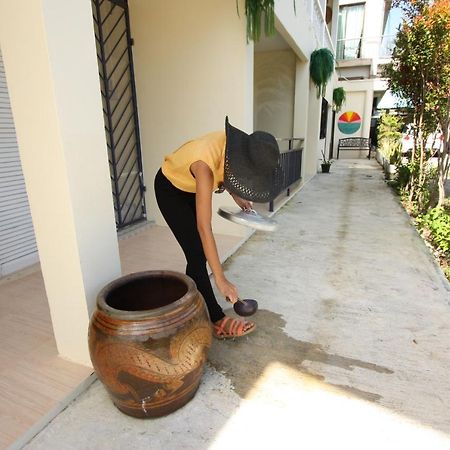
[154,168,225,323]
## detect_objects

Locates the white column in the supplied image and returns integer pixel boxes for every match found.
[330,0,340,49]
[363,85,375,138]
[294,59,310,140]
[305,78,322,179]
[0,0,122,366]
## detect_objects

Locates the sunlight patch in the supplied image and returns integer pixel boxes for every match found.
[209,362,450,450]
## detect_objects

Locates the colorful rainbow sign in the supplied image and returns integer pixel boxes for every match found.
[338,111,362,134]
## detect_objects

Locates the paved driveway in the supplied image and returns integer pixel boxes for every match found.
[24,160,450,450]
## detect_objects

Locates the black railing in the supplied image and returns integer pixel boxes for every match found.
[269,138,304,212]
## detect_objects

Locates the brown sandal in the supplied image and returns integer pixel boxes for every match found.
[213,316,256,339]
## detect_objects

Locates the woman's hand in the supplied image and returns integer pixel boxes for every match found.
[230,193,253,211]
[215,275,239,303]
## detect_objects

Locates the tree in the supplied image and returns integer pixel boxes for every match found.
[424,0,450,206]
[385,0,450,209]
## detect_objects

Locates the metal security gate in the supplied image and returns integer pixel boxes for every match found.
[92,0,146,229]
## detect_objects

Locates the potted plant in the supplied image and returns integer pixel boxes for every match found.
[332,87,346,111]
[321,150,333,173]
[310,48,335,98]
[237,0,275,42]
[237,0,297,42]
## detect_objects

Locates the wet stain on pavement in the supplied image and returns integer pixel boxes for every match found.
[208,309,392,402]
[334,168,354,244]
[327,168,355,290]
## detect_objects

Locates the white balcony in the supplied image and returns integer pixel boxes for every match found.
[336,34,396,61]
[304,0,335,53]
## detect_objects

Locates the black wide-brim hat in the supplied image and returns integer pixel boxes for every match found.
[224,117,284,203]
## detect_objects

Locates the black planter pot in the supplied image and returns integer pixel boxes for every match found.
[321,163,331,173]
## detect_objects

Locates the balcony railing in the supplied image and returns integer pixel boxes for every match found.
[304,0,335,54]
[336,34,396,60]
[269,138,304,212]
[336,37,362,60]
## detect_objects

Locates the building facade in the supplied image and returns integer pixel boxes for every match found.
[333,0,401,157]
[0,0,339,364]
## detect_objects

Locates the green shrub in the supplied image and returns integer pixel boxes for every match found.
[444,267,450,279]
[395,163,411,190]
[377,113,403,164]
[397,160,439,215]
[416,207,450,256]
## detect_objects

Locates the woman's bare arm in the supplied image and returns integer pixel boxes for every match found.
[190,160,239,303]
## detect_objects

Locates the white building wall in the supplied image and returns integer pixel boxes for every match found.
[1,0,341,270]
[293,59,310,146]
[335,0,392,157]
[305,81,323,176]
[338,0,387,77]
[129,0,339,229]
[275,0,338,177]
[0,0,340,280]
[0,0,121,365]
[334,79,375,157]
[275,0,325,59]
[0,0,340,364]
[340,0,386,56]
[129,0,253,237]
[254,49,296,150]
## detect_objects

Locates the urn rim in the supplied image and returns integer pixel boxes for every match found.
[96,270,198,320]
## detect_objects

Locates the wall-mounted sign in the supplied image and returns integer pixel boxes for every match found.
[338,111,361,134]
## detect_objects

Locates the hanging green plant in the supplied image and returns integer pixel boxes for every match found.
[332,87,346,111]
[237,0,275,42]
[310,48,335,98]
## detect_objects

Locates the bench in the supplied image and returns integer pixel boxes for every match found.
[337,137,371,159]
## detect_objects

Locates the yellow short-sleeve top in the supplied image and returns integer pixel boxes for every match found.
[161,131,226,193]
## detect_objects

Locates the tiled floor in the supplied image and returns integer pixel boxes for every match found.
[0,224,242,449]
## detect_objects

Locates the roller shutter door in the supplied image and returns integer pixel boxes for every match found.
[0,49,38,276]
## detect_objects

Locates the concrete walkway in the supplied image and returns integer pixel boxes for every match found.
[22,160,450,450]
